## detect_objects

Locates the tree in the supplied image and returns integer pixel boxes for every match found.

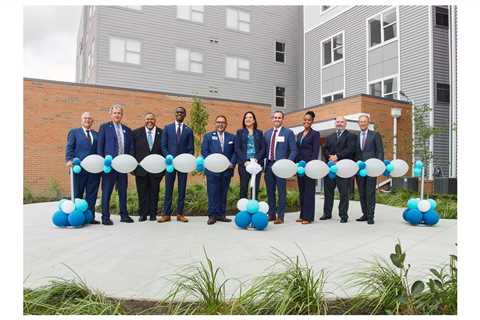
[187,97,209,156]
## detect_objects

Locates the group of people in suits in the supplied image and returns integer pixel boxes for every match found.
[65,104,383,226]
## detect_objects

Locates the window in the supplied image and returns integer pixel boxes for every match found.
[109,37,141,65]
[322,92,344,103]
[369,76,398,99]
[175,48,203,73]
[436,83,450,104]
[435,7,449,27]
[88,6,95,17]
[368,7,397,47]
[275,42,285,63]
[226,8,250,32]
[322,32,343,66]
[225,56,250,80]
[177,6,204,23]
[275,87,285,107]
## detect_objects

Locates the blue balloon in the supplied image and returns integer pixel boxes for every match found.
[383,160,391,165]
[423,210,440,226]
[84,210,94,224]
[195,156,204,166]
[405,209,423,225]
[327,160,335,167]
[402,209,410,222]
[246,200,259,214]
[68,209,86,227]
[105,155,113,161]
[386,164,394,172]
[297,166,305,176]
[52,210,69,227]
[72,157,81,166]
[328,172,336,180]
[196,164,204,172]
[414,168,422,177]
[357,161,366,170]
[297,160,306,168]
[251,212,269,230]
[383,169,390,177]
[407,198,419,210]
[428,199,437,210]
[103,165,112,174]
[104,155,112,166]
[330,165,338,173]
[73,165,82,174]
[359,169,367,177]
[165,154,174,165]
[166,165,174,173]
[74,198,88,212]
[415,160,423,169]
[235,211,251,229]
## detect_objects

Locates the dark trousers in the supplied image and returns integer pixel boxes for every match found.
[297,175,316,222]
[101,170,128,221]
[265,162,287,220]
[323,176,351,219]
[206,169,233,218]
[73,170,100,214]
[238,163,261,199]
[135,173,163,218]
[163,170,187,215]
[355,175,377,219]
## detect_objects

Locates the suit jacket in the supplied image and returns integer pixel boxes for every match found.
[234,128,266,165]
[264,127,298,162]
[201,131,237,175]
[323,129,356,162]
[295,129,321,162]
[355,129,384,161]
[65,127,98,161]
[132,126,163,177]
[97,121,134,157]
[161,122,194,156]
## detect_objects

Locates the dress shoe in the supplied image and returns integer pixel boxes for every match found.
[120,216,134,223]
[268,216,276,222]
[367,219,375,225]
[91,220,100,225]
[149,216,157,221]
[138,216,147,222]
[207,217,217,225]
[102,219,113,226]
[274,218,284,224]
[356,216,368,222]
[157,215,171,223]
[340,218,348,223]
[319,215,331,220]
[177,215,189,223]
[296,218,303,223]
[216,216,232,222]
[301,220,311,224]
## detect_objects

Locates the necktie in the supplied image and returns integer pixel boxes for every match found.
[86,129,92,145]
[269,129,278,161]
[176,124,181,142]
[361,131,367,151]
[337,130,341,138]
[219,133,224,152]
[147,130,153,151]
[115,123,124,154]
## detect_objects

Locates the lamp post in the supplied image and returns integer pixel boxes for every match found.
[391,107,402,160]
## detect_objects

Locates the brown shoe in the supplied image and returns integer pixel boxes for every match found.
[177,214,189,223]
[301,220,311,224]
[296,219,303,223]
[157,215,171,223]
[268,216,276,222]
[274,219,284,224]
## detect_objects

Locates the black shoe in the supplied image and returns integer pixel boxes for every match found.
[91,220,100,225]
[207,217,217,225]
[367,219,375,225]
[149,216,157,221]
[356,216,368,222]
[216,217,232,222]
[340,218,348,223]
[120,216,134,223]
[319,215,332,220]
[102,219,113,225]
[139,216,147,222]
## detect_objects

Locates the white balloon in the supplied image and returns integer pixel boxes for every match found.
[336,159,359,178]
[80,154,105,173]
[272,159,297,179]
[390,159,409,177]
[258,201,269,214]
[60,200,75,214]
[418,199,431,212]
[140,154,166,174]
[304,160,329,180]
[204,153,231,173]
[365,158,386,177]
[237,198,248,211]
[111,154,138,173]
[246,162,262,175]
[173,153,196,173]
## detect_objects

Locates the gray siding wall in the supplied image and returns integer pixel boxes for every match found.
[368,41,398,82]
[86,5,302,112]
[321,61,344,94]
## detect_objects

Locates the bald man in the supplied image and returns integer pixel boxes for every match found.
[65,112,101,223]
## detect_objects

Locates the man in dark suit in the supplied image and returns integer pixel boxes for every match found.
[97,104,134,225]
[65,112,101,223]
[355,114,384,225]
[264,111,298,224]
[132,112,164,222]
[321,116,356,223]
[201,115,236,225]
[158,106,194,223]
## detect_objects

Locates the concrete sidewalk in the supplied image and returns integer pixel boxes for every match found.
[24,198,457,300]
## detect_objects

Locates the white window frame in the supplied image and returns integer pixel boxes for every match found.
[226,8,251,33]
[275,41,286,64]
[108,36,142,65]
[177,6,204,24]
[367,6,398,50]
[175,47,204,74]
[225,56,250,81]
[321,90,344,104]
[275,86,286,108]
[88,6,95,17]
[321,31,344,68]
[367,74,399,100]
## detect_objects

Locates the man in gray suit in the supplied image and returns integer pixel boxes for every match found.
[355,114,384,225]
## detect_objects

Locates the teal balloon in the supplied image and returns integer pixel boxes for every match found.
[428,199,437,210]
[52,210,68,227]
[105,155,113,161]
[74,198,88,212]
[359,169,367,177]
[195,156,204,166]
[327,160,335,167]
[84,210,94,224]
[251,212,269,230]
[383,160,391,165]
[235,211,251,229]
[73,165,82,174]
[386,164,394,172]
[330,165,338,173]
[166,165,174,173]
[165,154,174,165]
[423,210,440,226]
[103,165,112,173]
[298,160,306,168]
[405,209,422,225]
[246,200,259,214]
[414,168,422,177]
[297,166,305,176]
[68,209,86,227]
[196,164,204,172]
[104,155,112,166]
[357,161,366,170]
[415,160,423,169]
[407,198,419,210]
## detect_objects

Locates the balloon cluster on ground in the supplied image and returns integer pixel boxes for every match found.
[234,199,269,231]
[403,197,440,226]
[52,198,93,228]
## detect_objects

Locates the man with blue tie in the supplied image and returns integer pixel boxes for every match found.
[157,106,194,223]
[201,115,236,225]
[97,104,134,225]
[65,112,101,224]
[264,111,298,224]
